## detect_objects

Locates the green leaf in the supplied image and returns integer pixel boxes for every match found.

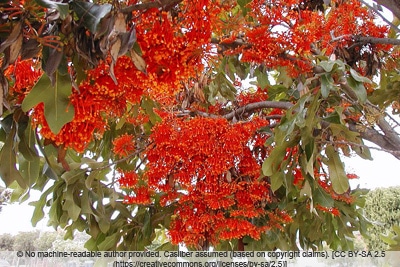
[257,71,269,89]
[21,72,75,134]
[132,42,144,56]
[347,76,367,103]
[270,172,284,192]
[237,0,252,8]
[97,233,118,251]
[325,145,349,194]
[319,60,345,72]
[262,146,286,176]
[313,185,334,207]
[353,141,372,160]
[61,170,84,185]
[98,218,111,233]
[84,237,98,251]
[42,46,64,81]
[300,180,312,199]
[0,113,13,134]
[18,133,38,162]
[141,97,161,125]
[0,127,26,188]
[85,171,97,189]
[30,198,46,226]
[321,73,334,98]
[17,119,40,162]
[0,128,6,142]
[71,1,112,34]
[237,0,251,16]
[18,155,40,187]
[35,0,69,19]
[350,68,371,83]
[63,194,81,221]
[30,184,55,226]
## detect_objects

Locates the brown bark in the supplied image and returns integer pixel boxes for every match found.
[193,99,400,159]
[122,0,183,13]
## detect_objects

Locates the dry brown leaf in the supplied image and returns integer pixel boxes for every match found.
[193,82,205,102]
[109,36,121,84]
[168,174,175,188]
[226,170,232,183]
[0,21,22,53]
[107,12,130,84]
[114,12,126,32]
[131,49,147,74]
[0,73,4,116]
[57,145,70,171]
[119,28,137,56]
[9,33,23,65]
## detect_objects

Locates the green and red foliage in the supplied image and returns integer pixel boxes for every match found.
[1,0,399,250]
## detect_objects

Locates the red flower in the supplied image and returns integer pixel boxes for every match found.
[118,170,139,188]
[123,186,152,205]
[112,134,136,157]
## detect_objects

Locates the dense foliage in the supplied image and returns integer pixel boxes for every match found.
[1,0,400,250]
[0,187,10,213]
[364,186,400,250]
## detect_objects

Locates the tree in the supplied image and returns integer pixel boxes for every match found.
[0,0,400,250]
[35,231,58,251]
[0,187,11,213]
[364,186,400,250]
[12,231,40,251]
[0,233,14,251]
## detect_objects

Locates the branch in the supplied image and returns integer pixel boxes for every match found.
[373,0,400,20]
[210,37,252,50]
[360,0,400,33]
[346,120,400,160]
[318,139,400,157]
[122,0,183,13]
[223,101,294,120]
[330,31,400,46]
[376,116,400,149]
[352,35,400,46]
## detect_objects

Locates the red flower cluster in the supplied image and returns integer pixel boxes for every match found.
[29,56,144,152]
[120,116,292,247]
[4,59,42,101]
[234,0,391,77]
[112,134,136,158]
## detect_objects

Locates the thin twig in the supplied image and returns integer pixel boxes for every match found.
[359,0,400,33]
[318,139,400,157]
[121,0,183,13]
[330,30,400,45]
[94,144,151,172]
[223,101,293,120]
[385,111,400,128]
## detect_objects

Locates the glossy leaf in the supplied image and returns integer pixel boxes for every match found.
[35,0,69,19]
[97,233,118,251]
[325,145,350,194]
[70,1,112,34]
[21,72,75,134]
[319,60,345,72]
[313,185,334,208]
[321,73,334,98]
[347,76,367,103]
[350,68,371,83]
[0,127,26,188]
[18,155,40,187]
